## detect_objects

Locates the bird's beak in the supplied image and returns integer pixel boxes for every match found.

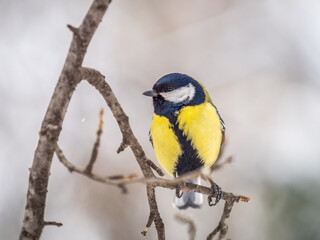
[143,89,158,97]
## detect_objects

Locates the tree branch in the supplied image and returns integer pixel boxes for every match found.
[84,108,104,174]
[207,200,235,240]
[81,66,166,239]
[56,148,250,205]
[19,1,112,239]
[54,97,249,239]
[146,159,165,177]
[141,212,154,236]
[55,144,134,193]
[175,214,196,240]
[43,221,63,227]
[211,156,233,172]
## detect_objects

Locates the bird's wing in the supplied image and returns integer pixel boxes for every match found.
[207,102,226,161]
[208,101,226,132]
[215,107,226,132]
[149,129,153,147]
[200,85,226,132]
[215,106,226,146]
[208,101,226,146]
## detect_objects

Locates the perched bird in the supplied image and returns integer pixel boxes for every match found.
[143,73,225,209]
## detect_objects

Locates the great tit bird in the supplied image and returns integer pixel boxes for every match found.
[143,73,225,209]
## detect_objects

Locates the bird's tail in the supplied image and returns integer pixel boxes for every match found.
[173,176,203,209]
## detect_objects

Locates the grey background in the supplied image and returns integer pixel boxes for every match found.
[1,0,320,239]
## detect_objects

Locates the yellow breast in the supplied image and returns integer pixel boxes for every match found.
[177,102,222,168]
[150,103,223,175]
[150,114,182,175]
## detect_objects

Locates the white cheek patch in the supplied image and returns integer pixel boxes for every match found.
[160,83,195,104]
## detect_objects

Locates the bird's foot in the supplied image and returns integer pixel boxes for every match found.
[208,182,222,206]
[176,187,183,198]
[173,171,183,198]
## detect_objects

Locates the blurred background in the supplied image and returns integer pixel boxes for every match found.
[1,0,320,239]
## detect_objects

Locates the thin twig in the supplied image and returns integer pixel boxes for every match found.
[175,214,196,240]
[56,149,251,204]
[141,212,154,236]
[55,144,136,192]
[211,156,233,172]
[56,108,136,194]
[43,221,63,227]
[84,108,104,174]
[66,24,79,35]
[117,138,130,153]
[207,200,235,240]
[146,159,165,177]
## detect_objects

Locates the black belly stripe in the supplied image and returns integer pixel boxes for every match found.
[168,114,203,176]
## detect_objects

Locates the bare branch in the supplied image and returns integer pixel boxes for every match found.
[80,67,152,174]
[56,148,251,205]
[117,138,130,153]
[55,144,135,192]
[84,108,104,174]
[66,24,79,35]
[141,212,154,236]
[211,156,233,172]
[55,108,136,194]
[19,2,112,238]
[146,185,165,239]
[175,214,196,240]
[207,200,235,240]
[146,159,165,177]
[81,66,166,239]
[43,221,63,227]
[142,177,250,204]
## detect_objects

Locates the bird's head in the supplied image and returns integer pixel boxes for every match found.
[143,73,205,116]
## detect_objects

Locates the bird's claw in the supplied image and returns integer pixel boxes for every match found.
[208,183,222,206]
[173,171,183,198]
[176,188,183,198]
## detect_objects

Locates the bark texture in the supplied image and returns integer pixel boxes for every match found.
[19,1,112,239]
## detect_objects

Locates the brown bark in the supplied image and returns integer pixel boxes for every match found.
[19,1,112,239]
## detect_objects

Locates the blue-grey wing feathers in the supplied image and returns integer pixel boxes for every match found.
[149,129,153,147]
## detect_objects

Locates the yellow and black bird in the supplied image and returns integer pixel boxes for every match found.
[143,73,225,209]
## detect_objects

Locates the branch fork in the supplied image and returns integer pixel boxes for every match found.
[20,1,250,240]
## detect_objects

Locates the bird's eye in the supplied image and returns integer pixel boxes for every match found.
[166,87,174,92]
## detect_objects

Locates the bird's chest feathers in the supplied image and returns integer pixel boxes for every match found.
[150,114,182,175]
[150,103,222,175]
[176,103,222,167]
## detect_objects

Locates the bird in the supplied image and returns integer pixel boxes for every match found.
[143,73,225,209]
